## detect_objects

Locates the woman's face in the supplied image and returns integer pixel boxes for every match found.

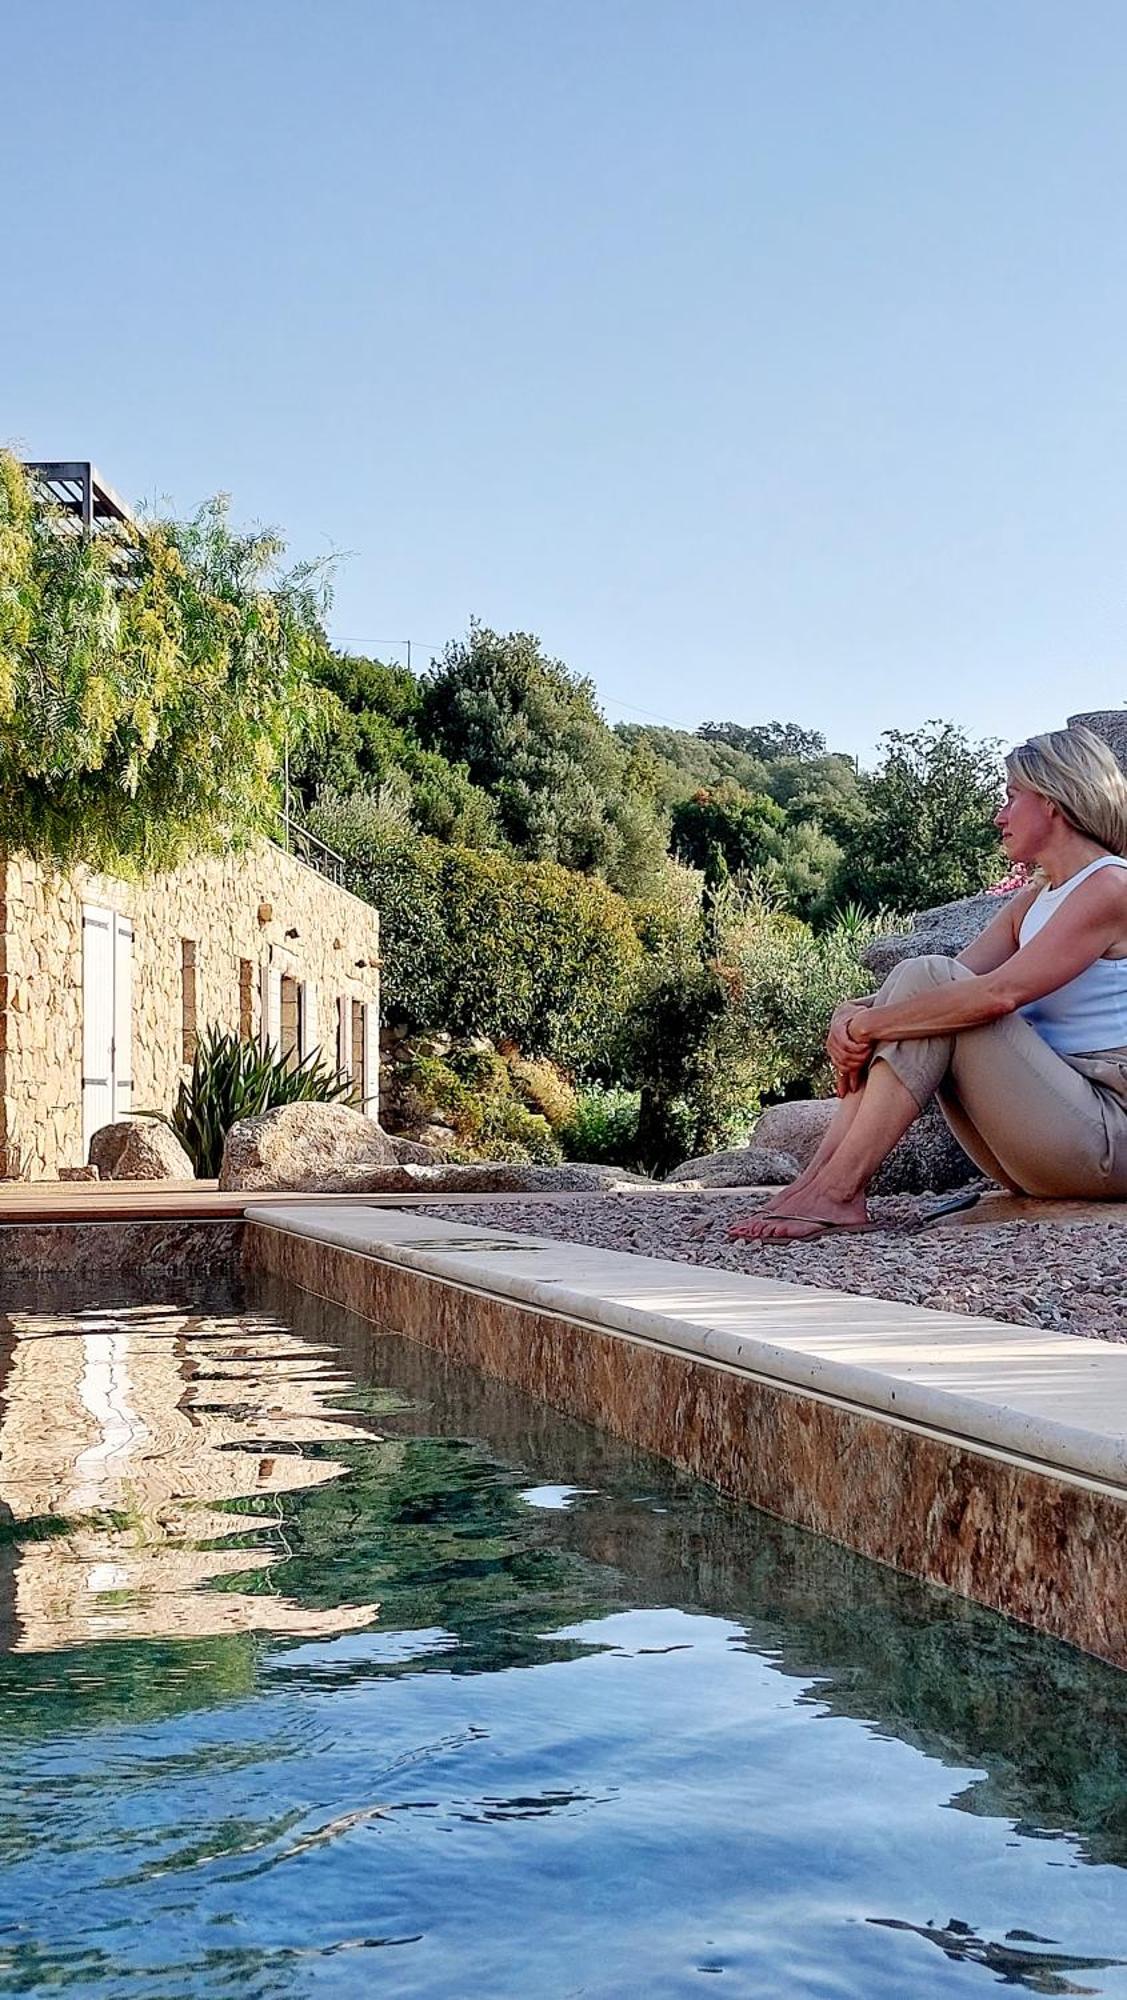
[995,782,1057,862]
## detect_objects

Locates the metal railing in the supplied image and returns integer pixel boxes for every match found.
[273,811,348,888]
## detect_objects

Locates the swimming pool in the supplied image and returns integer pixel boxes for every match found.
[0,1274,1124,1997]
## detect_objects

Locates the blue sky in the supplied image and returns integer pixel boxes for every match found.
[5,1,1126,760]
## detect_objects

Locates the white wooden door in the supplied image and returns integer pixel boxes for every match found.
[82,906,114,1154]
[82,907,135,1155]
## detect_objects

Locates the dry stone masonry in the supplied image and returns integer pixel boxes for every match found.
[0,839,381,1180]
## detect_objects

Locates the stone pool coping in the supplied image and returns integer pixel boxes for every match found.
[243,1205,1127,1668]
[246,1204,1127,1492]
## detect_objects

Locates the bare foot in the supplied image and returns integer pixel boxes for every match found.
[728,1188,869,1243]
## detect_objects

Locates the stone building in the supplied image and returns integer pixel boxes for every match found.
[0,837,381,1179]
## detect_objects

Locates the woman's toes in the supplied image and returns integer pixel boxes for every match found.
[728,1219,772,1240]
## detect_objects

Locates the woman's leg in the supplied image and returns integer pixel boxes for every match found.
[939,1018,1127,1197]
[756,1090,866,1205]
[861,954,1127,1195]
[732,954,961,1241]
[731,1062,922,1238]
[735,951,1127,1239]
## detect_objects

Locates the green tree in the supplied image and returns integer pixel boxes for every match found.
[834,720,1004,914]
[670,783,786,885]
[291,651,502,850]
[760,817,844,922]
[418,622,669,893]
[0,455,328,873]
[613,722,774,798]
[698,719,828,762]
[759,750,861,820]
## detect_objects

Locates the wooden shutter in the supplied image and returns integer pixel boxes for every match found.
[260,961,282,1054]
[301,981,318,1061]
[362,1001,379,1117]
[113,916,133,1117]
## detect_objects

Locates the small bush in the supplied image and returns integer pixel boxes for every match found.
[507,1055,578,1130]
[404,1048,563,1165]
[480,1099,561,1164]
[559,1086,641,1167]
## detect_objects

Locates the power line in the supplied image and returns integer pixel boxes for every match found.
[598,693,691,729]
[333,636,690,731]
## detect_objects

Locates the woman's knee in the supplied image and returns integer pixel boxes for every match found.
[877,952,969,1000]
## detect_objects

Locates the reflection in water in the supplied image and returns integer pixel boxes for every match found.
[868,1917,1124,1995]
[0,1276,1123,2000]
[0,1299,378,1648]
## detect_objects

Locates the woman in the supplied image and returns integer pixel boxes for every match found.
[731,723,1127,1242]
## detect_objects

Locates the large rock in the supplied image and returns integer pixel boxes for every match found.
[665,1146,800,1188]
[1068,710,1127,772]
[862,891,1018,983]
[752,1098,980,1195]
[220,1102,400,1192]
[88,1123,131,1177]
[89,1119,195,1181]
[389,1136,450,1166]
[222,1123,655,1194]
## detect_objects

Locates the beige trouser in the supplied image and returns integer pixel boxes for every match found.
[870,953,1127,1198]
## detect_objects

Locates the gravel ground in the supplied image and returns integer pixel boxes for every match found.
[412,1192,1127,1343]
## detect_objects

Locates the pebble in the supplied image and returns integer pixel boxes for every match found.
[415,1193,1127,1344]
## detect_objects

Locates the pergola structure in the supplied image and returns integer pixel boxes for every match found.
[21,460,135,531]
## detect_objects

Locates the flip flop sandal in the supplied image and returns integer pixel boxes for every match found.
[732,1190,982,1244]
[908,1190,982,1230]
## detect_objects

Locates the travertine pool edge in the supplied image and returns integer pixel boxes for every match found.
[243,1207,1127,1669]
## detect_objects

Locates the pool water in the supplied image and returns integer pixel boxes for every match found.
[0,1276,1125,1998]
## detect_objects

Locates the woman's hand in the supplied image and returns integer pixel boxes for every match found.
[826,1001,872,1096]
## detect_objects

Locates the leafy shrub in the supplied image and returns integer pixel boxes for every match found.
[144,1026,350,1177]
[724,890,884,1102]
[506,1055,578,1130]
[481,1101,561,1164]
[307,790,644,1068]
[404,1049,563,1165]
[617,881,881,1173]
[559,1086,642,1167]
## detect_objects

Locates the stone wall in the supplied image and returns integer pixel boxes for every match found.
[0,841,380,1179]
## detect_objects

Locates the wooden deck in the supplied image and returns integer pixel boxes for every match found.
[0,1180,732,1225]
[1,1180,1125,1229]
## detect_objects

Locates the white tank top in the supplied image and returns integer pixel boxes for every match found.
[1017,854,1127,1053]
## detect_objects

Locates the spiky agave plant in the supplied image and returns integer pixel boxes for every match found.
[143,1026,352,1178]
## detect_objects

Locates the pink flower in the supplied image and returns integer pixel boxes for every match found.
[986,862,1029,896]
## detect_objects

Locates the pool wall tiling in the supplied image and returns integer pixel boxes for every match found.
[243,1207,1127,1670]
[0,1219,241,1280]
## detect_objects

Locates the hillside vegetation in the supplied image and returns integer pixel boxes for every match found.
[1,457,1005,1170]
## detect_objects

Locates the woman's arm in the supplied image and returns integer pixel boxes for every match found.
[847,870,1127,1048]
[955,884,1038,973]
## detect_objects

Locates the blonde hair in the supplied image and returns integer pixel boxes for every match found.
[1006,724,1127,856]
